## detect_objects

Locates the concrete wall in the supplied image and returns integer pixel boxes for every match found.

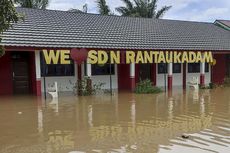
[186,64,211,86]
[40,60,210,93]
[156,63,211,88]
[156,64,183,87]
[41,63,77,92]
[41,63,118,93]
[91,64,118,89]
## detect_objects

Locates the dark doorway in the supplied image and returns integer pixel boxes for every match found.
[225,54,230,77]
[118,64,130,90]
[139,64,151,81]
[12,52,30,94]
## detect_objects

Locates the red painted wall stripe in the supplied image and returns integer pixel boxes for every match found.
[0,52,13,95]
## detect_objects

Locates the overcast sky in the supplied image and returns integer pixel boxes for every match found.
[48,0,230,22]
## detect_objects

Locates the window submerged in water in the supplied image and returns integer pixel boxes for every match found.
[40,53,75,77]
[92,64,115,75]
[158,63,181,74]
[188,63,209,73]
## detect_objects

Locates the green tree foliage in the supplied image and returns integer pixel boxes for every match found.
[0,0,21,57]
[69,4,88,13]
[15,0,49,9]
[116,0,171,18]
[96,0,111,15]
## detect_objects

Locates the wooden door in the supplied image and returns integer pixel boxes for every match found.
[12,52,30,94]
[118,64,130,90]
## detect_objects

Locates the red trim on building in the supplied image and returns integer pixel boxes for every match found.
[118,64,130,90]
[183,63,186,89]
[36,80,42,96]
[151,63,156,86]
[168,75,173,91]
[135,64,139,84]
[200,74,205,86]
[0,52,13,95]
[78,64,82,80]
[29,52,37,95]
[212,54,226,84]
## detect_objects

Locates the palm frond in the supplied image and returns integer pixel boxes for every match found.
[155,5,171,18]
[14,0,49,9]
[148,0,157,17]
[121,0,134,10]
[115,7,131,16]
[96,0,110,15]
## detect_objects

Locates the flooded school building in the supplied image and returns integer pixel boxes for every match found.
[0,8,230,96]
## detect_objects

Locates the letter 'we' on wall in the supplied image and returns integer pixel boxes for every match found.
[42,50,71,64]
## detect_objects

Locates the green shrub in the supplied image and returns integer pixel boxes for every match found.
[199,82,217,89]
[209,82,217,89]
[135,79,162,94]
[73,77,105,96]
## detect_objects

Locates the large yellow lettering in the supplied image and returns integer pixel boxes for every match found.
[60,50,70,64]
[196,51,203,63]
[158,51,166,63]
[173,51,181,63]
[136,51,144,63]
[110,51,120,64]
[43,49,60,64]
[151,51,159,63]
[88,50,98,64]
[165,51,173,63]
[126,51,135,63]
[98,50,108,64]
[181,52,188,63]
[144,51,153,63]
[188,52,196,63]
[203,51,213,63]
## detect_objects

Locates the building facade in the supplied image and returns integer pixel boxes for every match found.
[0,8,230,96]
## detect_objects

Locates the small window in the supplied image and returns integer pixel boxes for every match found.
[40,53,75,77]
[158,63,181,74]
[158,63,167,74]
[188,63,200,73]
[188,63,209,73]
[173,63,181,73]
[92,64,115,75]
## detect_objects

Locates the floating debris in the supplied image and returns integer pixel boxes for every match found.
[182,134,190,139]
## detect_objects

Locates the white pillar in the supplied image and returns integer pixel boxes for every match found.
[35,51,41,80]
[86,58,92,77]
[168,63,173,91]
[130,63,135,91]
[168,63,173,76]
[200,60,205,86]
[35,51,41,96]
[200,62,205,75]
[130,63,135,77]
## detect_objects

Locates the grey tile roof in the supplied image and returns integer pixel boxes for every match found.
[1,7,230,51]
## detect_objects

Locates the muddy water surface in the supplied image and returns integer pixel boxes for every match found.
[0,88,229,153]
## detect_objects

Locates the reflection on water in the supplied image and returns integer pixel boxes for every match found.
[0,88,229,153]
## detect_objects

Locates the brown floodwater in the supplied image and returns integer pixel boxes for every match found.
[0,88,229,153]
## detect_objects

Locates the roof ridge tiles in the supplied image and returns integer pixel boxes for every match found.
[16,7,214,25]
